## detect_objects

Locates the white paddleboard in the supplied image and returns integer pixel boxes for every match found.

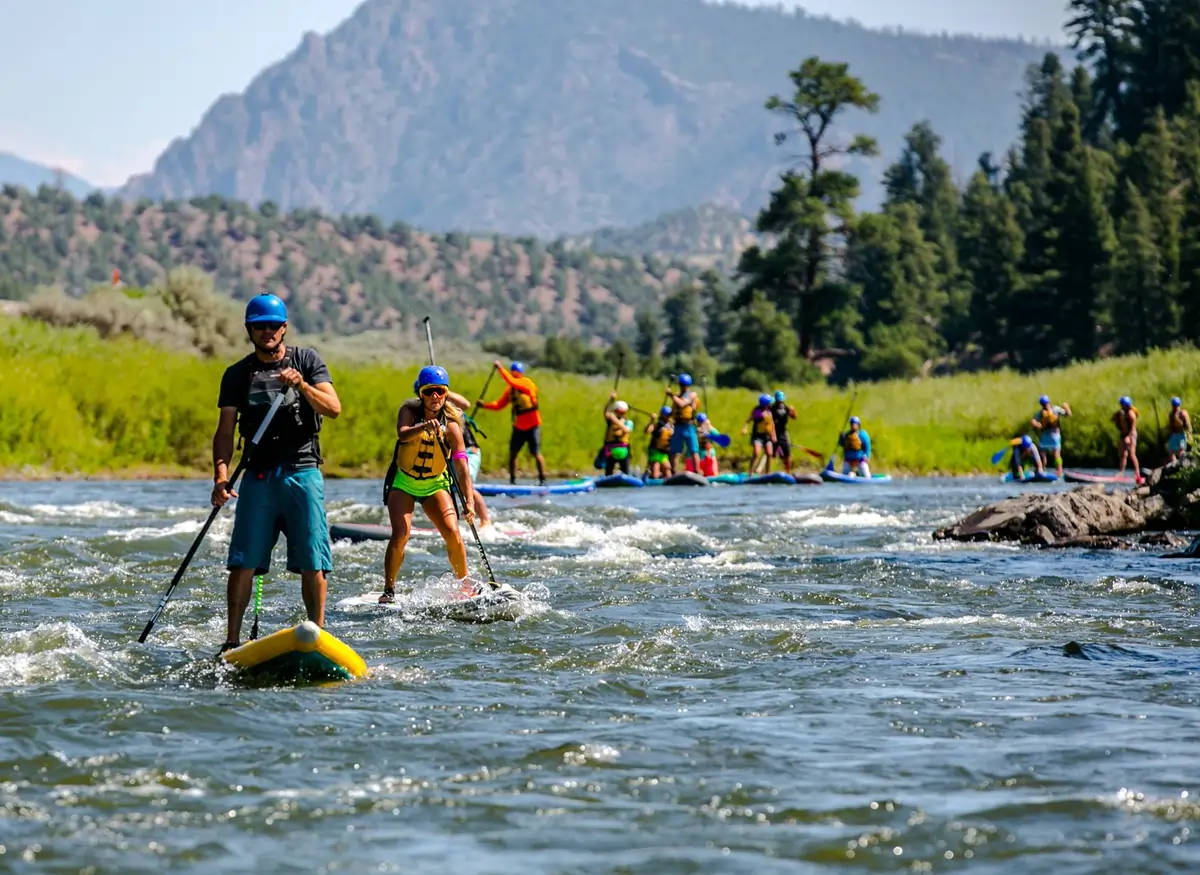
[335,584,525,623]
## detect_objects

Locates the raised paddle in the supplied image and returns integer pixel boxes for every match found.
[468,364,498,439]
[424,317,500,588]
[137,391,286,643]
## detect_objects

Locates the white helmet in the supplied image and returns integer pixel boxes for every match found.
[614,401,629,413]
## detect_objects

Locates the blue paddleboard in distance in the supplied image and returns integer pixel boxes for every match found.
[475,479,596,497]
[821,470,893,484]
[594,473,645,488]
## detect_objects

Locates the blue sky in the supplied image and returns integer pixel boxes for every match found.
[0,0,1070,187]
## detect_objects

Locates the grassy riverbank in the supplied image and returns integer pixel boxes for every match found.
[3,315,1196,479]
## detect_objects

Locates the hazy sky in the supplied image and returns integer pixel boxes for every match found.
[0,0,1070,187]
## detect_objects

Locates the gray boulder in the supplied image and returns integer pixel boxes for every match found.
[934,485,1147,546]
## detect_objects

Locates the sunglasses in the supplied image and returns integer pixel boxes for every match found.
[251,322,285,332]
[420,386,447,397]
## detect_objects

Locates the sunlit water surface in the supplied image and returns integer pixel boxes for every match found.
[1,477,1198,873]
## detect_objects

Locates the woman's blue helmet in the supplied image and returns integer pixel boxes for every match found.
[1173,397,1183,407]
[245,293,287,324]
[774,391,785,402]
[1120,396,1133,408]
[660,405,672,416]
[678,374,693,387]
[849,416,861,425]
[758,394,772,406]
[697,413,708,423]
[510,362,525,374]
[1039,394,1050,406]
[1020,435,1034,449]
[416,365,449,391]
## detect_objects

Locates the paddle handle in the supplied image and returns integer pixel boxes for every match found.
[137,391,286,644]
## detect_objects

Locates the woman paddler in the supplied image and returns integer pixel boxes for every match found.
[381,365,476,604]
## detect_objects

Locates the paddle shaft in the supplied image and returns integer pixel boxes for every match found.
[137,391,286,643]
[827,391,859,468]
[250,574,263,640]
[424,317,498,586]
[469,365,498,427]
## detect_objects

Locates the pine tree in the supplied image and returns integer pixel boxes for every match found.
[737,57,880,358]
[728,292,805,388]
[958,171,1025,363]
[1043,101,1117,364]
[698,269,735,359]
[848,204,944,379]
[1113,182,1166,352]
[1172,82,1200,342]
[661,284,704,357]
[1068,0,1133,137]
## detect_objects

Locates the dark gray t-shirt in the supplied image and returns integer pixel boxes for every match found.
[218,346,332,470]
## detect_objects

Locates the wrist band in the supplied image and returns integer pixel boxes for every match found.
[452,451,468,461]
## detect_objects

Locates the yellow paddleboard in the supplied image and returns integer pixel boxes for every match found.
[221,620,368,682]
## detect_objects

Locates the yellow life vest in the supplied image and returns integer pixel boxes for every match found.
[393,405,462,479]
[843,431,864,453]
[651,420,674,451]
[1170,409,1187,434]
[511,385,538,415]
[605,416,631,444]
[1040,407,1059,429]
[1119,406,1139,432]
[672,393,699,425]
[751,412,772,438]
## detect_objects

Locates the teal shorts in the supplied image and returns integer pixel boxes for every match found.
[467,448,482,480]
[1169,433,1188,454]
[228,467,332,574]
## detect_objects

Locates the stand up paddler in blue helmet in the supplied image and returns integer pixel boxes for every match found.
[212,293,342,653]
[380,365,477,604]
[666,373,703,473]
[1007,434,1045,480]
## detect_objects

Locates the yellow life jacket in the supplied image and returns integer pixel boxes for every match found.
[605,416,631,444]
[393,405,462,479]
[1040,407,1059,429]
[651,420,674,451]
[1170,409,1187,434]
[843,430,864,453]
[1119,406,1139,432]
[751,411,772,437]
[511,385,538,415]
[672,392,699,425]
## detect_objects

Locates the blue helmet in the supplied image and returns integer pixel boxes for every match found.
[510,361,524,374]
[245,293,287,324]
[774,391,785,402]
[1039,394,1050,406]
[416,365,449,391]
[849,416,861,426]
[696,412,708,423]
[1020,435,1034,449]
[1120,396,1133,408]
[758,393,772,406]
[678,373,693,387]
[660,405,672,417]
[1173,397,1183,407]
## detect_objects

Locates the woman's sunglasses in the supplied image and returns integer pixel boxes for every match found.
[420,386,447,398]
[251,322,285,332]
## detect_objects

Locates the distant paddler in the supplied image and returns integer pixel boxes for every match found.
[1167,397,1192,462]
[211,293,342,652]
[1008,434,1045,480]
[380,366,476,604]
[770,390,798,474]
[446,388,491,528]
[693,412,722,477]
[1112,396,1143,483]
[666,373,703,474]
[645,406,675,480]
[481,360,546,486]
[837,416,872,477]
[742,394,777,473]
[600,393,634,476]
[1031,394,1071,477]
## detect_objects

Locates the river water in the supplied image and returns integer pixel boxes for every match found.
[1,476,1198,873]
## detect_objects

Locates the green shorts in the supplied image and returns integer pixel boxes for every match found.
[391,469,450,499]
[648,449,669,465]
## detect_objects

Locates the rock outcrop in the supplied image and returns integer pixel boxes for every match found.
[935,456,1200,548]
[934,485,1147,546]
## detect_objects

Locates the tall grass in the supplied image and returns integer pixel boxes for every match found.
[2,314,1195,478]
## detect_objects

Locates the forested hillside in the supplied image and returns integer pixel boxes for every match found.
[0,186,697,341]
